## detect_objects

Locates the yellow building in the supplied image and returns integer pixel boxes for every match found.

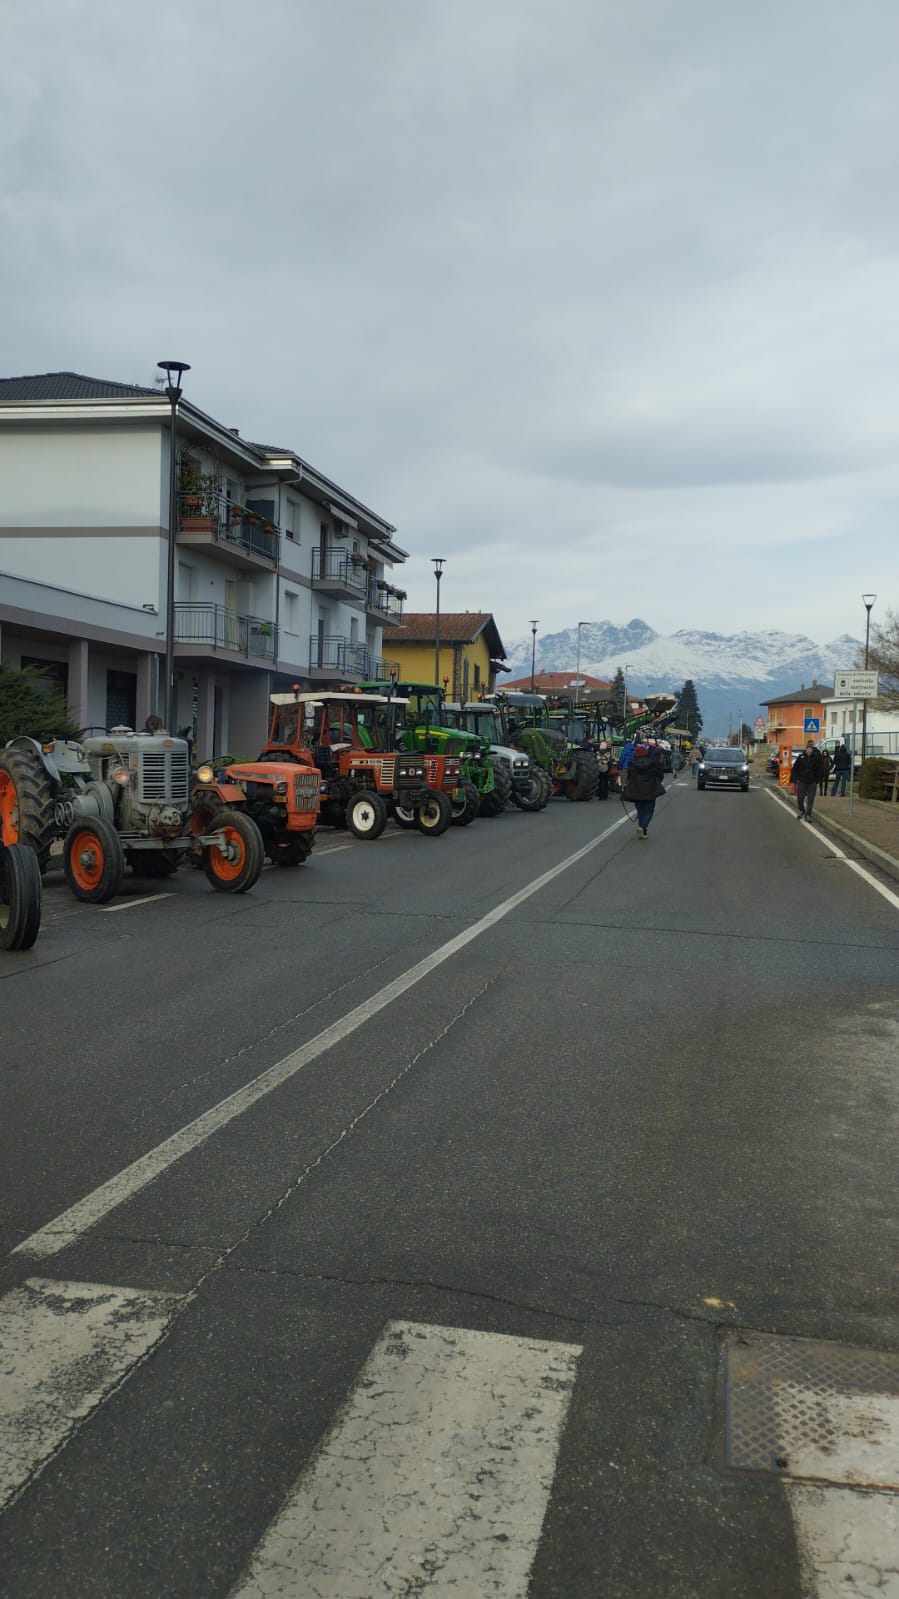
[382,612,508,700]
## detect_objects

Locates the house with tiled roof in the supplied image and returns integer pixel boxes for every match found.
[759,683,831,749]
[0,371,406,751]
[503,670,613,695]
[382,611,508,701]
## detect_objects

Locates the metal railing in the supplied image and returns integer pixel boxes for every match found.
[311,549,369,594]
[178,492,279,563]
[366,582,405,620]
[175,603,278,661]
[308,634,369,675]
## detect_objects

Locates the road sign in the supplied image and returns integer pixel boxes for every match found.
[833,669,879,700]
[803,716,820,734]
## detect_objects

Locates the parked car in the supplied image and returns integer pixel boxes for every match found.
[697,748,750,791]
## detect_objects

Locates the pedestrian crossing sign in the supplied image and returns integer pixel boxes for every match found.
[803,717,820,734]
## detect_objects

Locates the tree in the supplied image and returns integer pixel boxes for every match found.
[611,666,626,720]
[858,607,899,707]
[0,664,80,746]
[678,679,703,738]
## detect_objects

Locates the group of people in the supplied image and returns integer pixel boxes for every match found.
[790,741,852,821]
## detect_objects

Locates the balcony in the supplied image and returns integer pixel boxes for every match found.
[178,492,280,570]
[311,549,369,601]
[371,657,401,680]
[365,580,405,622]
[175,603,278,662]
[308,634,370,681]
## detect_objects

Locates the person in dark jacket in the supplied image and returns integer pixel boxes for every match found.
[790,741,826,821]
[622,743,666,839]
[818,747,832,796]
[831,743,852,797]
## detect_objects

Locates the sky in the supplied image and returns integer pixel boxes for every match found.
[3,0,898,649]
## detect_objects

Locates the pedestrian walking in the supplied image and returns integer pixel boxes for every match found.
[622,743,666,839]
[595,741,611,800]
[818,748,832,797]
[790,741,826,822]
[831,743,851,797]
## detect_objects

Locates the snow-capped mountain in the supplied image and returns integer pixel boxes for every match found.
[503,619,861,734]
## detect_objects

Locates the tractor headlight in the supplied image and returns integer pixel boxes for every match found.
[113,768,130,786]
[195,764,214,784]
[274,779,289,798]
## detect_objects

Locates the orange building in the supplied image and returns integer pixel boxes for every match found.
[760,683,831,749]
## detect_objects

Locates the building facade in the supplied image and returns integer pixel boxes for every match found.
[0,372,406,756]
[381,612,508,701]
[760,683,831,749]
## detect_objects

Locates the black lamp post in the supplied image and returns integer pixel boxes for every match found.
[529,620,539,691]
[158,360,191,732]
[432,558,446,687]
[861,592,876,760]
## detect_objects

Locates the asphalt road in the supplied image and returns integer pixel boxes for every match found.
[1,778,897,1597]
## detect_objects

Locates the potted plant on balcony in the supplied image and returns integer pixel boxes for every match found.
[179,467,219,534]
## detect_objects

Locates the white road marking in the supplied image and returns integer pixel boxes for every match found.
[0,1277,182,1510]
[15,814,629,1259]
[98,893,174,913]
[788,1485,899,1599]
[230,1320,581,1599]
[764,789,899,913]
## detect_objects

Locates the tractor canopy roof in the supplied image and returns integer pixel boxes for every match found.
[270,691,407,708]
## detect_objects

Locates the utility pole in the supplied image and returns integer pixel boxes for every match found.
[157,359,191,732]
[432,559,446,687]
[529,620,538,691]
[861,593,876,760]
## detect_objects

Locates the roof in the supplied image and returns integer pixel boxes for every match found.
[0,371,163,402]
[759,683,832,708]
[383,612,507,658]
[504,670,613,693]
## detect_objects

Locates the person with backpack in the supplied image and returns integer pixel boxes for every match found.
[790,741,826,821]
[622,743,666,839]
[831,743,852,797]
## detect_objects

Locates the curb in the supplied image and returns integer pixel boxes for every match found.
[813,811,899,886]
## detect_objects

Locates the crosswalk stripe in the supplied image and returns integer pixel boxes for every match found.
[0,1277,182,1510]
[229,1320,582,1598]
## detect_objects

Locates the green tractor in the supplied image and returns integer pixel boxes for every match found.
[443,700,551,811]
[491,691,599,801]
[362,680,510,820]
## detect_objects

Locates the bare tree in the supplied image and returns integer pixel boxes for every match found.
[858,607,899,708]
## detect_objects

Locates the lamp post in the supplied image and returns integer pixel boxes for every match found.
[432,558,446,688]
[529,620,539,691]
[623,663,631,726]
[158,359,191,732]
[861,593,876,761]
[574,622,588,698]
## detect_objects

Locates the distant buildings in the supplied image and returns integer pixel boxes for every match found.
[503,670,613,696]
[382,612,508,700]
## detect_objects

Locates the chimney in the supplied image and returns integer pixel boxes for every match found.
[229,427,240,436]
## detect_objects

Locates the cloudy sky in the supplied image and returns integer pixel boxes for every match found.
[4,0,898,647]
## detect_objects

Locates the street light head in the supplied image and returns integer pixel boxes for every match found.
[431,557,446,576]
[157,359,190,400]
[862,593,876,609]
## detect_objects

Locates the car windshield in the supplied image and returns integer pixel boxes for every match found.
[706,748,744,763]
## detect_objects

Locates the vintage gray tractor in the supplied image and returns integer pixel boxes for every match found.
[0,731,264,902]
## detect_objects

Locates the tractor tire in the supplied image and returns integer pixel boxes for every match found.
[202,808,264,893]
[0,843,42,950]
[126,849,181,878]
[63,817,125,903]
[347,790,388,839]
[477,760,512,817]
[268,836,314,867]
[451,780,480,826]
[566,750,599,801]
[416,789,452,837]
[510,759,550,812]
[0,746,58,869]
[391,805,419,830]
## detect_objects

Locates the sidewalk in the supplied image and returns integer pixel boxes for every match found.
[776,782,899,883]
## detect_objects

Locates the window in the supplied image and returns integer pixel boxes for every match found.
[473,663,481,691]
[285,500,296,541]
[804,707,813,720]
[284,591,299,634]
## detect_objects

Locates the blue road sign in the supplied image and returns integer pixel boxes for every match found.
[804,717,820,734]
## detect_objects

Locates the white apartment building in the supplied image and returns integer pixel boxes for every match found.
[0,372,407,756]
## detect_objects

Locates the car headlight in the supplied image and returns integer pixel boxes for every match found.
[195,764,214,784]
[698,763,705,771]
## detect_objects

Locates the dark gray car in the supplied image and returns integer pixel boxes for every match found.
[697,747,750,791]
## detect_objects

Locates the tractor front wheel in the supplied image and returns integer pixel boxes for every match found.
[0,843,42,950]
[416,789,452,837]
[347,790,388,839]
[451,780,480,826]
[202,809,264,893]
[63,817,124,903]
[477,760,512,817]
[566,750,599,801]
[391,805,419,830]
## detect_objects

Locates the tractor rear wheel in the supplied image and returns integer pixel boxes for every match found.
[416,789,452,836]
[451,780,480,826]
[0,843,42,950]
[268,836,314,867]
[0,747,57,869]
[347,790,388,839]
[566,750,599,801]
[126,849,181,878]
[510,759,549,812]
[63,817,124,903]
[391,805,419,830]
[477,760,512,817]
[202,808,264,893]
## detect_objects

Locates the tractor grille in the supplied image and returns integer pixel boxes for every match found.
[138,748,189,804]
[293,771,321,812]
[378,758,396,788]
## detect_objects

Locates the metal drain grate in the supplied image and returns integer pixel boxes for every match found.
[725,1330,899,1489]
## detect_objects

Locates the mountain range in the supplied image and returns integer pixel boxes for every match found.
[502,619,861,735]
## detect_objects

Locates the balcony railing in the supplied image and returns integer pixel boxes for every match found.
[311,549,369,595]
[178,492,280,563]
[175,602,278,661]
[308,635,371,676]
[366,582,405,621]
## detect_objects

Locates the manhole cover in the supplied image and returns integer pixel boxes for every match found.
[725,1330,899,1489]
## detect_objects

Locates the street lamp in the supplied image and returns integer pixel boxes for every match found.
[623,663,632,726]
[432,558,446,687]
[529,620,539,691]
[861,593,876,760]
[574,622,588,697]
[158,359,191,732]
